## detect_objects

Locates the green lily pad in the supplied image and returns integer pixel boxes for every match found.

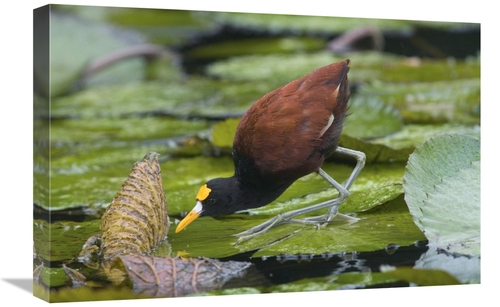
[403,134,480,256]
[343,96,403,139]
[369,123,480,149]
[169,161,423,258]
[34,266,68,288]
[241,195,424,257]
[51,81,211,118]
[50,117,211,143]
[34,281,150,302]
[212,118,240,148]
[187,37,326,60]
[358,78,480,124]
[33,219,101,262]
[38,11,146,97]
[380,266,461,286]
[206,51,480,84]
[247,162,405,216]
[338,123,480,164]
[414,248,480,284]
[350,54,480,83]
[169,197,425,259]
[206,52,348,83]
[266,271,400,293]
[42,142,169,210]
[54,5,218,46]
[51,78,266,119]
[209,12,472,34]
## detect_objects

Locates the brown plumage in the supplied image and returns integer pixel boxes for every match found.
[234,60,350,187]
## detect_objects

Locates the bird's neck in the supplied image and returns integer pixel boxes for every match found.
[233,176,292,211]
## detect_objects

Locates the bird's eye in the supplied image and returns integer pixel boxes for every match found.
[206,198,216,205]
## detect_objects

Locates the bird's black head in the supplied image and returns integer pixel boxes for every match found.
[198,177,243,216]
[175,177,243,233]
[175,175,290,233]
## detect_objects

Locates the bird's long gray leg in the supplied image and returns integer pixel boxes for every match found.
[234,146,365,244]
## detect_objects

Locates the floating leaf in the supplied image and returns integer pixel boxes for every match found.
[168,160,413,258]
[206,51,480,84]
[33,219,101,262]
[343,96,403,139]
[51,78,253,119]
[245,196,425,257]
[380,266,460,286]
[339,134,414,164]
[247,162,406,216]
[414,248,480,284]
[109,255,251,297]
[37,12,145,97]
[369,124,480,149]
[186,37,326,60]
[50,117,211,143]
[339,124,480,164]
[206,52,346,83]
[170,193,425,258]
[33,281,150,303]
[267,271,400,293]
[100,152,169,261]
[403,134,480,256]
[358,78,480,124]
[211,118,240,148]
[209,12,428,34]
[34,265,67,288]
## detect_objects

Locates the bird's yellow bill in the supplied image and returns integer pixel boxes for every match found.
[175,207,201,233]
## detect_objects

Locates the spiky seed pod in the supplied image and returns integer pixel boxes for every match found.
[100,152,169,261]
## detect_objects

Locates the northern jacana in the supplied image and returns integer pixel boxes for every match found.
[175,59,366,244]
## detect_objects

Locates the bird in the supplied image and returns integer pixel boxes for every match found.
[175,59,366,244]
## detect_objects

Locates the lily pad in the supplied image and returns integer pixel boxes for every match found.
[338,123,480,164]
[33,281,150,302]
[266,271,400,293]
[243,196,424,257]
[51,78,263,119]
[209,12,466,34]
[206,51,480,84]
[187,37,326,60]
[33,266,69,288]
[343,96,403,139]
[206,52,348,83]
[50,117,211,143]
[41,143,168,210]
[168,161,422,258]
[211,118,240,148]
[414,248,480,284]
[246,162,405,216]
[380,265,461,286]
[37,11,146,97]
[349,53,480,83]
[54,5,218,46]
[403,134,480,256]
[33,219,101,262]
[358,78,480,124]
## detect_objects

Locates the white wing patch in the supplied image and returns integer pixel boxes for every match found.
[319,114,334,138]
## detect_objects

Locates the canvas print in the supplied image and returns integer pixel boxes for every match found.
[33,4,480,303]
